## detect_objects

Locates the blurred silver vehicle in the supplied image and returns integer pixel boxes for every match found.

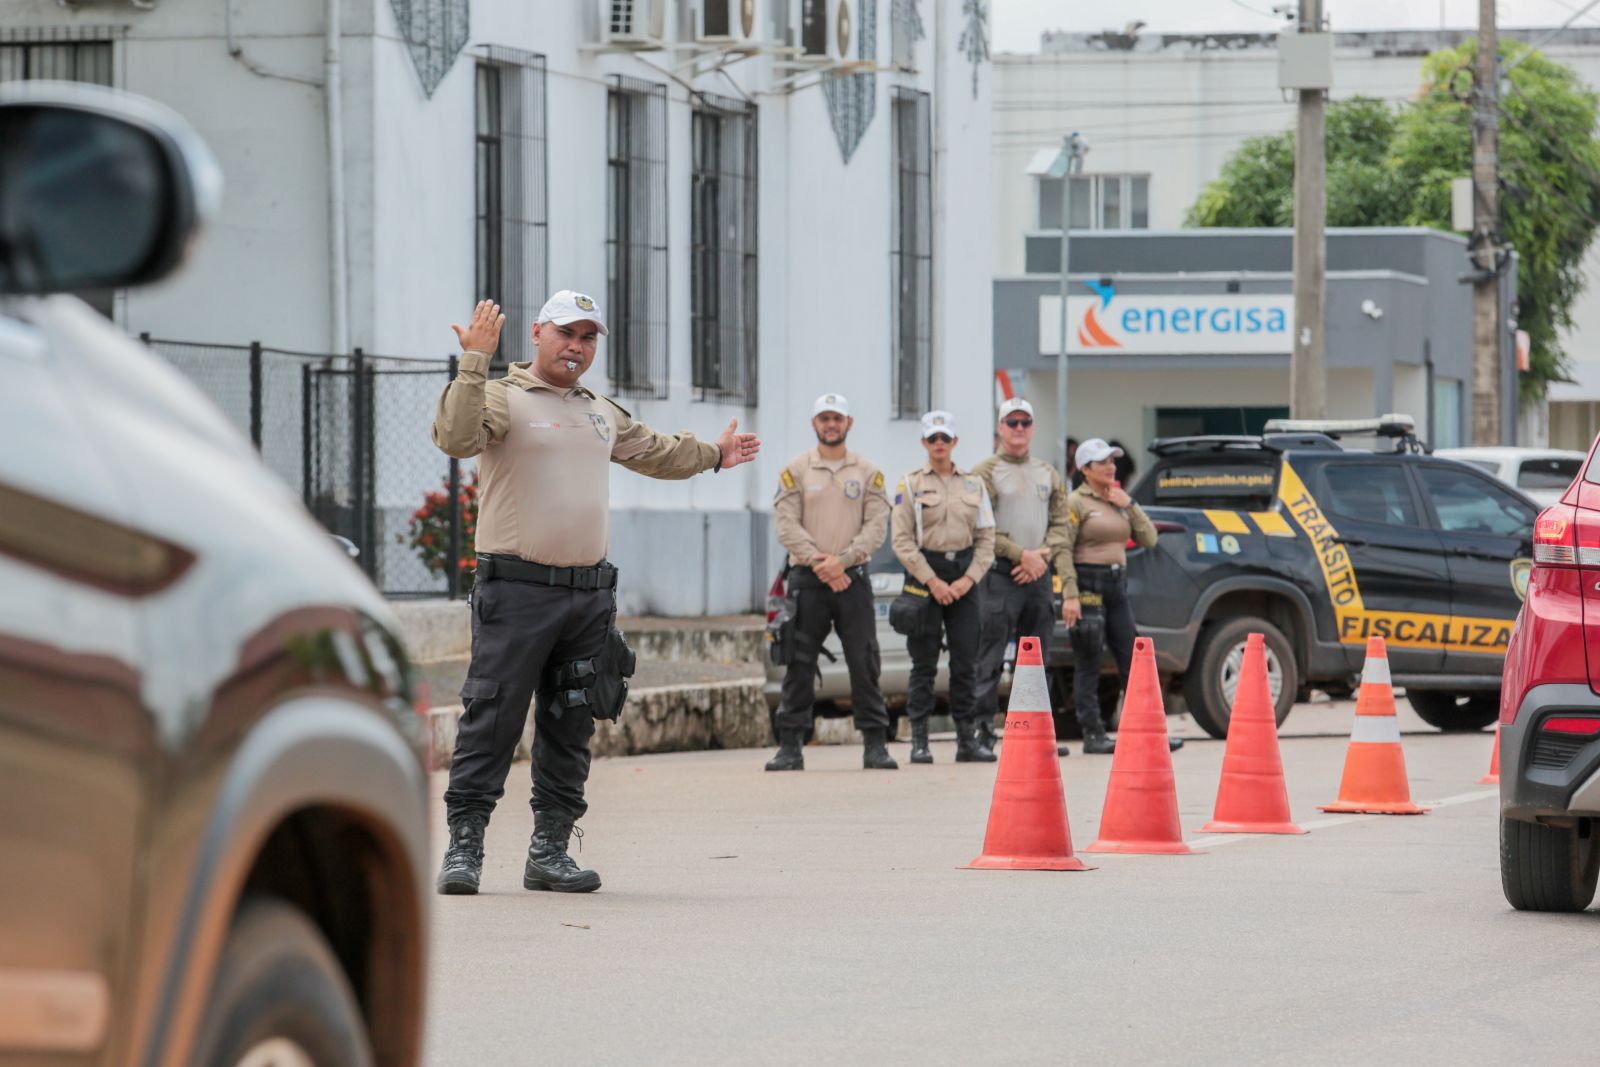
[1436,446,1587,506]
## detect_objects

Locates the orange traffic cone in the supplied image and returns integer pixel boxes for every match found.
[1201,632,1305,835]
[1319,636,1429,815]
[1085,637,1195,854]
[1479,726,1501,785]
[967,636,1092,871]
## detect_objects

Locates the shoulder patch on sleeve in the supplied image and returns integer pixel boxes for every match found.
[893,481,906,506]
[871,471,885,492]
[600,394,633,420]
[779,469,796,491]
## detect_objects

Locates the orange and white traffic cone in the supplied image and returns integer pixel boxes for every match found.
[967,636,1092,871]
[1201,632,1305,835]
[1319,636,1429,815]
[1479,726,1501,785]
[1085,636,1196,854]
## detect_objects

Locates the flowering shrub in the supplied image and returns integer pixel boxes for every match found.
[403,469,478,578]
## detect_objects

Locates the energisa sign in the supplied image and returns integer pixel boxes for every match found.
[1039,283,1293,355]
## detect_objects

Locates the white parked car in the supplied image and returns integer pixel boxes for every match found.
[1435,447,1587,506]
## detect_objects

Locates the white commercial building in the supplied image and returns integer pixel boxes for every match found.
[5,0,994,613]
[993,26,1600,453]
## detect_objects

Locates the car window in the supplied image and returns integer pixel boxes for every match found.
[1418,465,1534,537]
[1320,463,1418,526]
[1516,457,1581,490]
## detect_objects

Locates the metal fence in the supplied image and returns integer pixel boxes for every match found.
[141,335,473,599]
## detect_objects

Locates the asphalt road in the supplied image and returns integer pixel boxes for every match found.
[423,699,1597,1066]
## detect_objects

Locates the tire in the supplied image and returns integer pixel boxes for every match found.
[1501,816,1600,912]
[1407,690,1500,732]
[189,895,373,1067]
[1183,616,1297,740]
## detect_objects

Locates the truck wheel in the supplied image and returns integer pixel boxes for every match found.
[1407,690,1500,731]
[1501,816,1599,912]
[1183,617,1296,740]
[189,894,373,1067]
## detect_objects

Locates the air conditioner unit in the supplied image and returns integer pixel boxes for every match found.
[598,0,668,50]
[799,0,852,61]
[697,0,760,44]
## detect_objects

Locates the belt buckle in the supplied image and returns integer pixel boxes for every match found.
[943,551,956,561]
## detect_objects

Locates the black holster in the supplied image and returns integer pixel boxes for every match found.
[767,573,799,667]
[549,628,636,721]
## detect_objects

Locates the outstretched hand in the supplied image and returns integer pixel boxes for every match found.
[718,418,761,470]
[451,300,505,355]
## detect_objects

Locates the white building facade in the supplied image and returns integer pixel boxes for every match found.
[5,0,994,613]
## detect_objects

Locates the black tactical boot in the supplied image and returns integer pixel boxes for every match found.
[436,816,487,895]
[524,811,601,893]
[1056,743,1072,757]
[862,728,899,770]
[765,730,805,771]
[955,719,998,763]
[976,714,999,752]
[1081,722,1117,755]
[909,720,933,764]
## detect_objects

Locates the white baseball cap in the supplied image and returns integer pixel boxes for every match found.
[1075,437,1124,468]
[537,289,608,335]
[921,410,957,440]
[998,397,1035,422]
[813,392,850,417]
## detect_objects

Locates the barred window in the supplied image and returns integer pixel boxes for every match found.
[891,87,933,420]
[691,93,758,403]
[475,46,547,366]
[607,76,669,399]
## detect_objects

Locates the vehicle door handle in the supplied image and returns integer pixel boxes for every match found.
[1331,535,1368,548]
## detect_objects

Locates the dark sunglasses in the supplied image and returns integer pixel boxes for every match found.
[925,433,953,444]
[1003,417,1033,429]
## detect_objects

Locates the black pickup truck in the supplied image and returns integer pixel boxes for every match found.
[1049,416,1539,739]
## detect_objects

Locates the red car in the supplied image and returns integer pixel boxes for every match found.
[1500,435,1600,911]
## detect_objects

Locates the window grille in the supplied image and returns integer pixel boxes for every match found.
[607,76,670,399]
[891,87,933,420]
[475,46,548,367]
[691,92,758,403]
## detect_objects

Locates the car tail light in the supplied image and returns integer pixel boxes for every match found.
[1542,715,1600,735]
[1535,508,1577,565]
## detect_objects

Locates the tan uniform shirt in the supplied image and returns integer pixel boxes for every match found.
[431,350,720,567]
[971,451,1072,576]
[1059,482,1158,597]
[890,466,996,585]
[773,448,890,569]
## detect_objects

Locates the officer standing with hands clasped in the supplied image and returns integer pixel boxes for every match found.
[765,393,897,772]
[891,411,998,763]
[432,291,760,895]
[972,398,1074,756]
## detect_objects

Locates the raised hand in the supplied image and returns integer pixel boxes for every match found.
[450,300,506,356]
[718,417,761,470]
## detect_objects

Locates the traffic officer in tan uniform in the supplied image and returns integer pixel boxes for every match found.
[431,292,760,895]
[891,411,998,763]
[1061,437,1180,755]
[765,393,896,773]
[971,397,1073,755]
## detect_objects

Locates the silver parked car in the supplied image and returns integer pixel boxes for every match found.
[1436,446,1587,507]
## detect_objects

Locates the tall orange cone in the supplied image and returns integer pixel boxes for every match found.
[1319,636,1429,815]
[1479,726,1501,785]
[967,636,1092,871]
[1085,637,1195,854]
[1201,633,1305,834]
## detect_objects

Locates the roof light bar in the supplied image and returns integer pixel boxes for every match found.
[1261,413,1417,437]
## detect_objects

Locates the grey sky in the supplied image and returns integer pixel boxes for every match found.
[993,0,1600,54]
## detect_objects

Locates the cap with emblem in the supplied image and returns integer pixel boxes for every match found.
[998,397,1034,421]
[813,393,850,418]
[1075,437,1124,468]
[537,289,608,335]
[921,410,957,440]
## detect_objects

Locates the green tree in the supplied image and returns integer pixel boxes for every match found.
[1185,42,1600,396]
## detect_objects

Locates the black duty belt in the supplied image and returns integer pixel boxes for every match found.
[476,554,618,590]
[1076,562,1124,577]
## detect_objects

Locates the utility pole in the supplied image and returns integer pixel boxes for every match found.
[1471,0,1503,444]
[1289,0,1327,419]
[1056,131,1087,476]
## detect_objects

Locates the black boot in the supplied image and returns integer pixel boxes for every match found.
[976,714,999,752]
[955,719,998,763]
[862,728,899,770]
[765,730,805,771]
[909,720,933,764]
[1081,721,1116,755]
[436,816,487,895]
[524,811,601,893]
[1056,743,1072,757]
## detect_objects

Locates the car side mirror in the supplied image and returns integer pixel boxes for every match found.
[0,81,220,295]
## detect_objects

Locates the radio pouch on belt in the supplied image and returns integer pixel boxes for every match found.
[888,469,940,639]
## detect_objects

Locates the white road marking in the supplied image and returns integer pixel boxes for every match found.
[1187,788,1498,849]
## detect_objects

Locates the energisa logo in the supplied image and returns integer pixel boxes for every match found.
[1076,281,1290,350]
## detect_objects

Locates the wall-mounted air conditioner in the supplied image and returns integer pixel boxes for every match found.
[799,0,852,61]
[697,0,760,44]
[597,0,668,50]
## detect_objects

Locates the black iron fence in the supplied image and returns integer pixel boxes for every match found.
[141,335,473,599]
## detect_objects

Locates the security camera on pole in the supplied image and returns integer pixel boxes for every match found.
[1280,1,1331,418]
[1055,132,1088,475]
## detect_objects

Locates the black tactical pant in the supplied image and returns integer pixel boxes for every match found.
[443,571,613,824]
[775,566,890,735]
[1071,563,1137,731]
[906,549,981,727]
[976,564,1056,721]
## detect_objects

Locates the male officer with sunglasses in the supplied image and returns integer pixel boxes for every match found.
[971,397,1075,755]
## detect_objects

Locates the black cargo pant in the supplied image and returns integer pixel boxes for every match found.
[975,564,1056,722]
[1071,563,1137,731]
[443,568,613,824]
[775,565,890,735]
[906,549,980,727]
